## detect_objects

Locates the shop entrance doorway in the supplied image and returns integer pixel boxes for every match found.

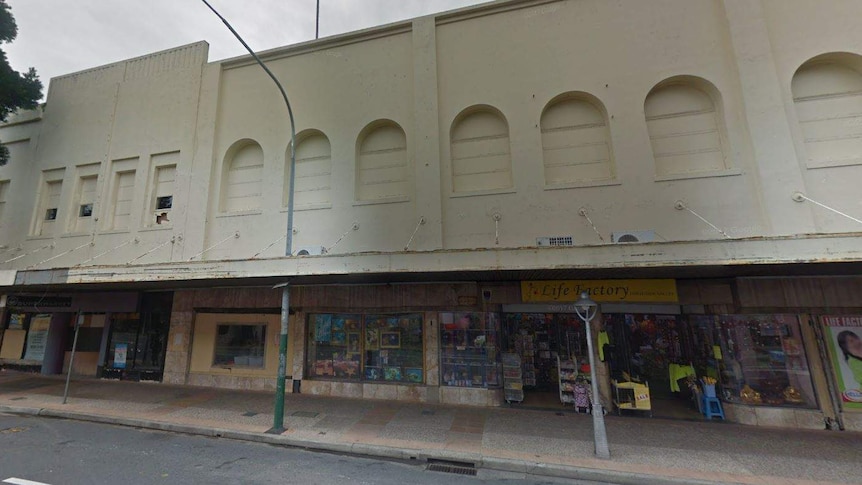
[604,313,716,420]
[101,292,172,381]
[502,311,588,409]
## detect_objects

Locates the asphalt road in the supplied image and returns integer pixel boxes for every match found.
[0,414,601,485]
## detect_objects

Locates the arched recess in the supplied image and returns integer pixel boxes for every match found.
[792,52,862,169]
[221,139,264,212]
[286,129,332,208]
[541,93,615,185]
[644,76,728,177]
[355,120,409,201]
[450,105,513,193]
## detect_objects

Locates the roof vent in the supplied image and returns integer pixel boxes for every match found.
[536,236,574,247]
[611,230,655,243]
[296,246,326,256]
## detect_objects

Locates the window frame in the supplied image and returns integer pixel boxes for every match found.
[306,312,425,384]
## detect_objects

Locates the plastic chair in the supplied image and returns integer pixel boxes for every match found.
[702,395,725,420]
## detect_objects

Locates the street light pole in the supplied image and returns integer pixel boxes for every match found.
[574,291,610,459]
[201,0,297,434]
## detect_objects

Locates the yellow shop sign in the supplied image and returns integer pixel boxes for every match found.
[521,279,678,303]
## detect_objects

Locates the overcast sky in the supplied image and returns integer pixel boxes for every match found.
[5,0,488,95]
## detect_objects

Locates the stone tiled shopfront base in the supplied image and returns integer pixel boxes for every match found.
[724,402,826,430]
[301,380,501,406]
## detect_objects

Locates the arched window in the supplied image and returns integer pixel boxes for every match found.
[645,78,727,176]
[356,120,409,201]
[450,106,513,193]
[286,130,332,208]
[792,53,862,168]
[541,93,614,185]
[222,139,263,212]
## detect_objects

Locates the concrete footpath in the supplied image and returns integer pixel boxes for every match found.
[0,371,859,485]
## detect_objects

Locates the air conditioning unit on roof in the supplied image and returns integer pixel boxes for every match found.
[296,246,326,256]
[611,230,655,243]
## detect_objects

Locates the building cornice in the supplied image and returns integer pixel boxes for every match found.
[6,232,862,289]
[218,0,562,70]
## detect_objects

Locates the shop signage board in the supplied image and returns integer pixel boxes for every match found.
[521,279,678,303]
[22,314,51,362]
[822,315,862,409]
[8,295,73,310]
[114,343,128,369]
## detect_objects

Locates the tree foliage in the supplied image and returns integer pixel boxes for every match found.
[0,0,42,165]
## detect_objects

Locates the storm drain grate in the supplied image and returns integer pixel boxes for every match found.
[426,459,477,476]
[10,397,26,401]
[242,411,258,417]
[421,409,435,416]
[291,411,319,418]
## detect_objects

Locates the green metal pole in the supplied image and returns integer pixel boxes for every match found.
[200,0,297,435]
[272,285,290,432]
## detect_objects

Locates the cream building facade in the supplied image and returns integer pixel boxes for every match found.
[1,0,862,431]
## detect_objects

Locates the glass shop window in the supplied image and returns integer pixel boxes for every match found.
[440,312,501,388]
[213,324,266,368]
[306,313,424,383]
[716,314,816,408]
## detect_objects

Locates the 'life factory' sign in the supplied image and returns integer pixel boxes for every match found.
[521,279,678,303]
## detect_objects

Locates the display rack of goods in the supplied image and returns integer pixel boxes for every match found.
[502,352,524,403]
[557,355,578,405]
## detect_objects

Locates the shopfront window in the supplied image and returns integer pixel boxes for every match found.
[213,324,266,368]
[364,314,424,383]
[440,312,501,388]
[716,314,816,408]
[306,313,424,383]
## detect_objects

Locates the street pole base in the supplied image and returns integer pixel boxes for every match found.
[265,426,287,435]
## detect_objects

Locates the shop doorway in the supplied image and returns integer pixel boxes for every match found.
[501,307,718,419]
[101,292,172,381]
[604,313,715,420]
[502,312,588,409]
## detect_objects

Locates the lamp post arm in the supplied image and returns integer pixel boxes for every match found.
[200,0,297,434]
[200,0,297,255]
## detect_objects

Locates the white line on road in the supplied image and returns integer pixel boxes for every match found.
[3,478,52,485]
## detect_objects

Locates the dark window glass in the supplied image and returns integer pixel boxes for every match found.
[156,195,173,210]
[79,203,93,217]
[213,324,266,367]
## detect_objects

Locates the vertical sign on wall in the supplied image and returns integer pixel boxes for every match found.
[23,314,51,362]
[114,343,128,369]
[823,315,862,409]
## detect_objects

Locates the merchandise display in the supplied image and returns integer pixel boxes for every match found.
[307,313,424,384]
[504,313,585,390]
[612,378,652,416]
[716,314,816,408]
[557,356,577,404]
[502,352,524,403]
[440,312,501,388]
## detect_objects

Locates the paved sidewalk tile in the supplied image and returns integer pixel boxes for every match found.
[1,373,861,485]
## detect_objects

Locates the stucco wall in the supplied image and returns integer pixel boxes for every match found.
[1,0,862,274]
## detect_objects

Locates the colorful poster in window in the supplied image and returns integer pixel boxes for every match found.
[823,315,862,409]
[23,314,51,362]
[314,314,332,343]
[7,313,26,330]
[114,343,128,369]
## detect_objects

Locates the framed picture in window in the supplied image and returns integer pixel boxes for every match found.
[365,328,379,350]
[331,330,346,346]
[314,315,332,343]
[365,366,382,381]
[347,332,361,353]
[384,367,402,381]
[380,331,401,349]
[405,368,423,383]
